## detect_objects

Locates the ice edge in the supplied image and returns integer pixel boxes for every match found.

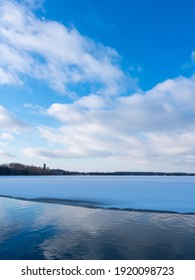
[1,195,195,215]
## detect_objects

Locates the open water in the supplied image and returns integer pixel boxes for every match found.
[0,196,195,259]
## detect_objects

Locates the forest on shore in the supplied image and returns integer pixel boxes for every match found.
[0,162,194,176]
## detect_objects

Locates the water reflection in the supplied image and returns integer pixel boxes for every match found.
[0,197,195,259]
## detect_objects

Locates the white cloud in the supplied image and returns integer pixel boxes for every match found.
[47,75,195,132]
[0,132,14,140]
[0,43,33,85]
[0,149,14,157]
[184,50,195,69]
[22,75,195,171]
[0,106,25,158]
[0,105,25,130]
[0,0,131,95]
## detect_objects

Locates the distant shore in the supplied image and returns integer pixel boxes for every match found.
[0,162,195,176]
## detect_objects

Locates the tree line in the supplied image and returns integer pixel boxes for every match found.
[0,162,194,176]
[0,163,80,176]
[0,163,50,175]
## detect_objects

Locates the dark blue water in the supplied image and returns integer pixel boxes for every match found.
[0,196,195,260]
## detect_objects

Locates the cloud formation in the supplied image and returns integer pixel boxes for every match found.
[0,105,25,158]
[45,75,195,132]
[22,75,195,171]
[0,0,129,95]
[0,149,14,157]
[0,105,25,130]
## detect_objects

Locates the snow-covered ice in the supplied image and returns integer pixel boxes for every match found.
[0,176,195,213]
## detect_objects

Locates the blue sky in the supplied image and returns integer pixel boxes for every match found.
[1,0,195,172]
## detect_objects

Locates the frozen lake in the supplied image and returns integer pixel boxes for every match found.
[0,176,195,213]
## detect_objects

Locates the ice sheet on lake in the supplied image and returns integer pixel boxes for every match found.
[0,176,195,213]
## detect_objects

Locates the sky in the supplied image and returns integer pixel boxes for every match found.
[1,0,195,172]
